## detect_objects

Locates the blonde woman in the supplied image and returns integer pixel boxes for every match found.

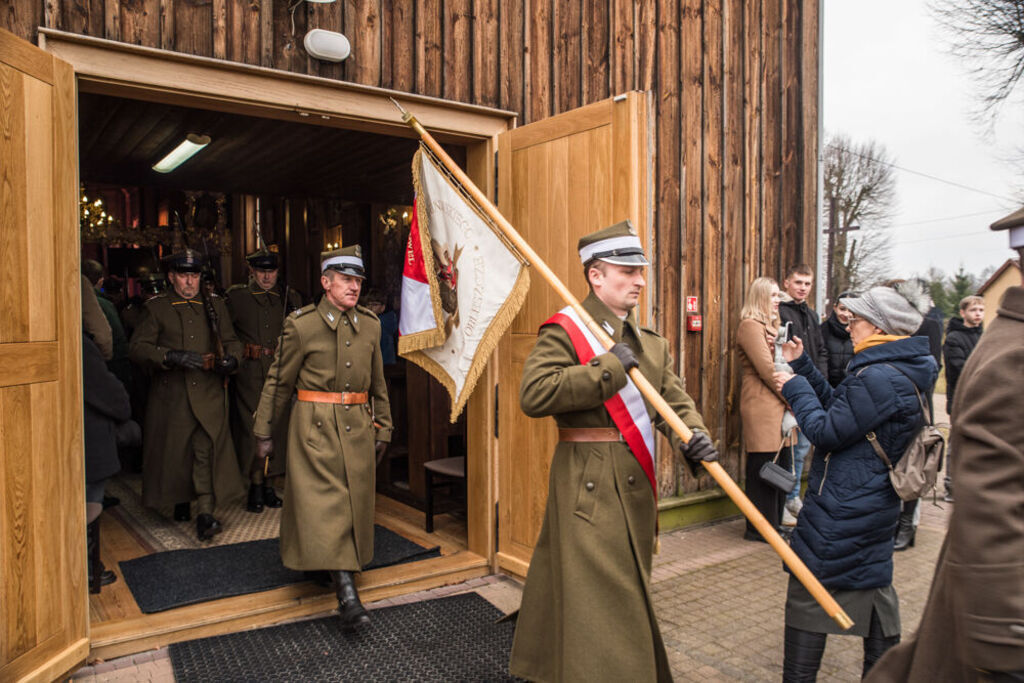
[737,277,793,541]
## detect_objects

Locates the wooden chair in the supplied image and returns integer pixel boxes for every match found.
[423,455,466,533]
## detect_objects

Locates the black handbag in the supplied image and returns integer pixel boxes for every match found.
[759,432,796,493]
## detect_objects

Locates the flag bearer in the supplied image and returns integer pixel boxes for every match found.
[226,246,303,513]
[509,221,719,682]
[252,245,392,630]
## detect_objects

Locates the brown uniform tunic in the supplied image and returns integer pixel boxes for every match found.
[253,298,393,571]
[509,292,707,683]
[226,280,303,481]
[128,292,245,512]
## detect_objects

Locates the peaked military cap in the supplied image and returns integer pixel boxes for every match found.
[577,220,649,266]
[991,206,1024,249]
[161,248,205,273]
[246,245,280,270]
[321,244,365,278]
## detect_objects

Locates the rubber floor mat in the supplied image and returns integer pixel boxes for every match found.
[169,592,520,682]
[120,525,440,613]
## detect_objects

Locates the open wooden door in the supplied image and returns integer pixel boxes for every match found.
[0,28,88,682]
[495,93,649,577]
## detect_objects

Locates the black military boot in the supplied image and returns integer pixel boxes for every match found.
[331,570,369,630]
[246,484,265,513]
[262,485,283,508]
[893,499,917,551]
[87,519,116,594]
[174,502,192,521]
[196,513,223,541]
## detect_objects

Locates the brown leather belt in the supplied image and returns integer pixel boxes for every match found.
[558,427,623,442]
[244,343,275,360]
[201,352,216,371]
[297,389,369,405]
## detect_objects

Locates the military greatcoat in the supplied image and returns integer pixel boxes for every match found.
[226,280,303,478]
[253,297,393,571]
[509,292,707,683]
[128,292,245,509]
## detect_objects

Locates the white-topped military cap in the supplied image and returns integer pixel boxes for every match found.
[321,244,365,278]
[577,220,650,266]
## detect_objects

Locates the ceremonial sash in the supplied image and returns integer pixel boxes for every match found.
[544,307,658,498]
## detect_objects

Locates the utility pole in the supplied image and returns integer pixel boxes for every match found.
[823,195,859,310]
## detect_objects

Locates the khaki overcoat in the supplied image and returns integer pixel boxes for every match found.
[509,292,707,683]
[737,318,791,452]
[253,297,392,571]
[226,280,303,478]
[867,286,1024,682]
[128,292,245,508]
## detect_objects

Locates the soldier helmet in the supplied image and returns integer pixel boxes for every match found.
[161,248,205,274]
[246,245,280,270]
[321,244,365,279]
[577,220,650,267]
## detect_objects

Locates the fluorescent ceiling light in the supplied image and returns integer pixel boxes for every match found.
[153,134,211,173]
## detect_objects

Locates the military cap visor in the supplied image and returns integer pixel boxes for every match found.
[579,235,650,267]
[321,254,365,278]
[246,251,279,270]
[162,250,205,273]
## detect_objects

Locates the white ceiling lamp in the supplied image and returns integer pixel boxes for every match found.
[304,29,351,62]
[152,134,211,174]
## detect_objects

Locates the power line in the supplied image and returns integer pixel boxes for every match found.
[825,142,1020,203]
[888,208,1007,228]
[892,229,1002,246]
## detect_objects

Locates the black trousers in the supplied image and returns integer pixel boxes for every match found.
[744,448,790,538]
[783,609,900,681]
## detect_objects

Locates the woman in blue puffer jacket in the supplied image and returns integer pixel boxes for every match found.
[773,284,938,681]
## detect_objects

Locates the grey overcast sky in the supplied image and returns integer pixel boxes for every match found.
[824,0,1024,281]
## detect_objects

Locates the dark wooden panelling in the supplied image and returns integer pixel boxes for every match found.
[12,0,819,496]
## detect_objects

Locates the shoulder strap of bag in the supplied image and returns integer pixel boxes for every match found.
[882,363,933,426]
[853,365,923,472]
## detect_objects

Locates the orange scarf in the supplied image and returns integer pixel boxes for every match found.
[853,333,907,354]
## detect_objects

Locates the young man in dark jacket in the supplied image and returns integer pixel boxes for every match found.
[940,294,985,502]
[779,264,827,524]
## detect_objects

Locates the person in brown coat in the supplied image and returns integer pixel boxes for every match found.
[737,277,794,541]
[866,209,1024,682]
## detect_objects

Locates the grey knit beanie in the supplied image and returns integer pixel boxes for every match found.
[843,285,927,336]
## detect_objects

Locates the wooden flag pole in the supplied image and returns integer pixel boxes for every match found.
[392,100,853,631]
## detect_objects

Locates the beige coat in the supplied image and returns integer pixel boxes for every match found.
[737,318,790,452]
[253,297,392,571]
[509,293,707,683]
[867,286,1024,682]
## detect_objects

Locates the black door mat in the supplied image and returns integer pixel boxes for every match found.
[169,592,520,682]
[119,525,441,613]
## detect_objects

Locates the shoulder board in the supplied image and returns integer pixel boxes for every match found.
[289,303,316,319]
[355,304,379,321]
[209,292,222,299]
[227,283,247,293]
[640,324,662,337]
[144,294,168,307]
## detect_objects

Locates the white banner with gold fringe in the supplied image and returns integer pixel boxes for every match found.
[398,146,529,421]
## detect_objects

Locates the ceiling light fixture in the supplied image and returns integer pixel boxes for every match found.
[152,134,211,174]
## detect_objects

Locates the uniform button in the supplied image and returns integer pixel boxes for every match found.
[589,358,600,366]
[191,381,196,386]
[628,475,636,485]
[585,481,595,491]
[345,361,351,368]
[344,405,350,411]
[345,341,351,347]
[344,319,349,325]
[345,383,351,389]
[345,425,351,432]
[189,334,194,339]
[602,371,611,380]
[316,421,322,427]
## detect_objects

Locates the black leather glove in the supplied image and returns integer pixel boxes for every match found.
[609,343,639,372]
[165,349,205,370]
[375,441,388,466]
[214,354,238,375]
[680,431,719,463]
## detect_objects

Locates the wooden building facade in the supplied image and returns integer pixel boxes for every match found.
[1,1,819,677]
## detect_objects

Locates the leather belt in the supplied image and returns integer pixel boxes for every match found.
[297,389,369,405]
[558,427,622,442]
[244,343,275,359]
[201,352,216,371]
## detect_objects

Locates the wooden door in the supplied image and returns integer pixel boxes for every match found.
[495,93,649,577]
[0,28,88,682]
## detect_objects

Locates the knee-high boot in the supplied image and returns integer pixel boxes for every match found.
[330,570,369,629]
[87,518,116,594]
[862,610,900,678]
[783,625,827,682]
[893,499,917,551]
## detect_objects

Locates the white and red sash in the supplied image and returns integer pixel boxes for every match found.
[544,306,658,498]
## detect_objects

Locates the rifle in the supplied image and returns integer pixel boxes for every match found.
[198,235,226,361]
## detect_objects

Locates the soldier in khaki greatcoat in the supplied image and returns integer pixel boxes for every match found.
[128,249,245,541]
[253,245,392,630]
[509,222,719,683]
[226,247,303,513]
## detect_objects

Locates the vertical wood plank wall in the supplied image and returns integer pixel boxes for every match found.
[7,0,819,496]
